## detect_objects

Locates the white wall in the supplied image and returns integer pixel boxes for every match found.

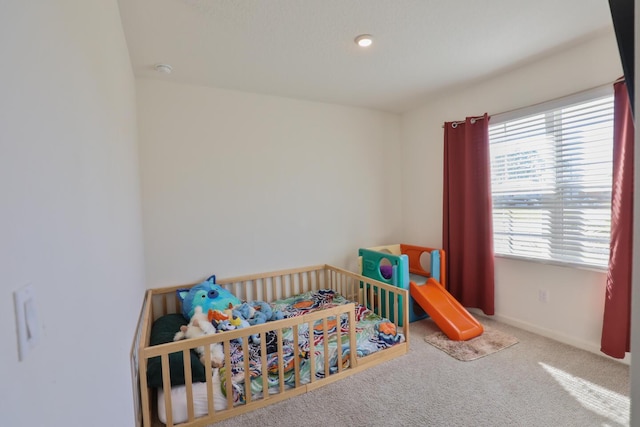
[401,30,625,358]
[0,2,145,426]
[137,79,402,286]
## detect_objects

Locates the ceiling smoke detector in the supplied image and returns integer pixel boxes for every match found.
[355,34,373,47]
[154,63,173,74]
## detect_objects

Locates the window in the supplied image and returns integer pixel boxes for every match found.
[489,87,614,269]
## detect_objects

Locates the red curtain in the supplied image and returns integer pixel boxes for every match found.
[601,80,634,359]
[442,114,495,315]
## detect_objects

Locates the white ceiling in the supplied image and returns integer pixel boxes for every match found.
[118,0,614,113]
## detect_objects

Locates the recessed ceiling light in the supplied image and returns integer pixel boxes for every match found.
[355,34,373,48]
[154,63,173,74]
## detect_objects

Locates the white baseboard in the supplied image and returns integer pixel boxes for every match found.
[471,310,631,366]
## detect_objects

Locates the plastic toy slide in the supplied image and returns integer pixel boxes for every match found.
[410,278,483,341]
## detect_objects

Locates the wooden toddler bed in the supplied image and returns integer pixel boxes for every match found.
[131,264,410,427]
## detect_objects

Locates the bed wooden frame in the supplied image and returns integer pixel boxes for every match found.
[131,264,409,427]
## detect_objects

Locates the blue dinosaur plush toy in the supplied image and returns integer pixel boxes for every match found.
[245,301,285,326]
[227,303,257,343]
[229,302,283,344]
[233,302,256,323]
[177,275,242,320]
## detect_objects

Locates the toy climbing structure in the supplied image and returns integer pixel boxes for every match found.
[359,244,483,340]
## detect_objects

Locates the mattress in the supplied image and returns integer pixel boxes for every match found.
[157,369,227,424]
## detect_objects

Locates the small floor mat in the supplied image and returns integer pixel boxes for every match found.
[424,326,518,361]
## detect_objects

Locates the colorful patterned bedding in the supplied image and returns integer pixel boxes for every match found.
[220,289,405,404]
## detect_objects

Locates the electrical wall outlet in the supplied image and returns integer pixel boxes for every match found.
[14,284,41,361]
[538,289,549,303]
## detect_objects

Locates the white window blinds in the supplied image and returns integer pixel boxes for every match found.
[489,87,614,269]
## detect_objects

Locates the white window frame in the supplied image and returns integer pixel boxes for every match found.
[489,85,614,270]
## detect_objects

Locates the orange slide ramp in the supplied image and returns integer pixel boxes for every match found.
[410,278,483,341]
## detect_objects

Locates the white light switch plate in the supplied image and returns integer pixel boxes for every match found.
[14,284,40,361]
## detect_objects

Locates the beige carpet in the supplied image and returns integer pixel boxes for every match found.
[424,325,519,361]
[211,317,629,427]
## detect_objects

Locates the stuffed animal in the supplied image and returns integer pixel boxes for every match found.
[215,309,251,344]
[173,306,224,368]
[208,308,230,323]
[230,301,284,344]
[177,275,242,320]
[244,301,285,326]
[233,302,257,323]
